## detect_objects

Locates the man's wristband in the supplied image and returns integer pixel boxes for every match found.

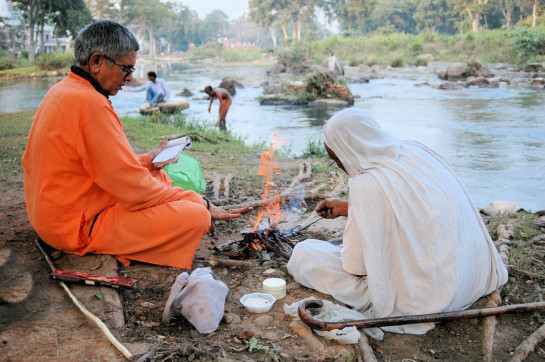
[203,197,210,210]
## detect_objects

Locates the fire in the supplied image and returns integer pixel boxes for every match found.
[251,133,287,235]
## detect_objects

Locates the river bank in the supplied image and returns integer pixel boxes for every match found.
[1,112,545,359]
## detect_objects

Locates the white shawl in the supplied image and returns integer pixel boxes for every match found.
[323,108,508,332]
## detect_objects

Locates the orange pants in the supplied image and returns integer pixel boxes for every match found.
[80,172,210,269]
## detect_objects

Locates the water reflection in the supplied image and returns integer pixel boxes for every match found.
[1,62,544,211]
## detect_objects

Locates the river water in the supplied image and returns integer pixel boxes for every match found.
[1,61,544,211]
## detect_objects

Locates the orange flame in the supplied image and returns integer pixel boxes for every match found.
[252,133,287,233]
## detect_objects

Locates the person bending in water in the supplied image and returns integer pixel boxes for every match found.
[204,85,232,130]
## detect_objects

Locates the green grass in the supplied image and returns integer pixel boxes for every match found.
[0,110,34,180]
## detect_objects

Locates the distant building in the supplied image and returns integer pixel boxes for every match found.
[0,0,69,54]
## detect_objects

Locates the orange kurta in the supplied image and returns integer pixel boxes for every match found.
[22,72,210,269]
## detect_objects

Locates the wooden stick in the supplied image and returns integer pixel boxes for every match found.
[298,299,545,331]
[510,322,545,362]
[35,240,133,360]
[209,257,252,269]
[357,332,377,362]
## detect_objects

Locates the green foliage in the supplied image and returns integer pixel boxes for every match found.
[509,28,545,63]
[0,110,35,181]
[222,48,263,62]
[415,57,428,66]
[391,57,405,67]
[300,137,327,158]
[186,42,224,60]
[35,51,74,70]
[295,91,317,104]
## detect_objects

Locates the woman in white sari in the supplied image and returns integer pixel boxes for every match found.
[287,108,508,334]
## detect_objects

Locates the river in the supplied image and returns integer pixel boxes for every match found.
[1,60,544,211]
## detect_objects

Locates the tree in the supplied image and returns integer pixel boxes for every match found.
[334,0,374,34]
[496,0,521,28]
[124,0,172,56]
[249,0,289,45]
[414,0,459,34]
[12,0,42,61]
[318,0,336,39]
[201,9,229,43]
[47,0,92,49]
[455,0,492,31]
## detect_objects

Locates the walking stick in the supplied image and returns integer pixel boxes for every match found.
[298,299,545,331]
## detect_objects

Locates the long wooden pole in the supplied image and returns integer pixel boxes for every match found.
[35,240,133,360]
[298,299,545,331]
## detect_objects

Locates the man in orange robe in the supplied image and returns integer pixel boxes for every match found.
[22,20,251,269]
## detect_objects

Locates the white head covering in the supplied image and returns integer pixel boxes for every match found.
[320,108,508,333]
[323,108,400,175]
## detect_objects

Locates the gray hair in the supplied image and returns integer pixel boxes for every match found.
[74,20,139,65]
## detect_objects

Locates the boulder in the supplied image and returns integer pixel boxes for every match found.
[176,88,194,97]
[219,77,244,96]
[139,99,190,115]
[482,201,524,218]
[444,62,468,81]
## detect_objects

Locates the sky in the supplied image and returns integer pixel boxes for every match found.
[179,0,249,20]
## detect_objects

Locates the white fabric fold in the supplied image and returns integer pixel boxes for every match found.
[288,108,508,334]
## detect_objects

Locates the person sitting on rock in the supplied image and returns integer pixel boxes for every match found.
[204,85,232,130]
[22,20,252,269]
[125,71,172,108]
[287,107,508,335]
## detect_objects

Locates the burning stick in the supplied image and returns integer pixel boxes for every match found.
[298,299,545,331]
[209,257,252,269]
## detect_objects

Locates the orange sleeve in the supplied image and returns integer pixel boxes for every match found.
[77,99,203,211]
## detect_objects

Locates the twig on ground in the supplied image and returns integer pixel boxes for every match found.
[209,257,252,269]
[510,267,545,281]
[357,332,377,362]
[483,241,511,362]
[510,323,545,362]
[34,240,133,360]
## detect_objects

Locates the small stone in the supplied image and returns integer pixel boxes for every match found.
[263,268,277,275]
[51,251,63,259]
[254,315,274,327]
[224,313,241,324]
[286,282,301,290]
[280,353,290,359]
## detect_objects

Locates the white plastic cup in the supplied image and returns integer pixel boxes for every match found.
[262,278,286,300]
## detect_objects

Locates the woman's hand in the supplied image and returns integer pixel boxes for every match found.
[148,137,176,170]
[316,198,349,219]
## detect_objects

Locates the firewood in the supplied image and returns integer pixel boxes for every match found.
[289,320,327,354]
[357,332,377,362]
[209,257,252,269]
[510,322,545,362]
[483,241,510,361]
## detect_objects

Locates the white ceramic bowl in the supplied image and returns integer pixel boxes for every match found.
[239,292,276,313]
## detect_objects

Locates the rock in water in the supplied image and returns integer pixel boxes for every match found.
[139,99,190,115]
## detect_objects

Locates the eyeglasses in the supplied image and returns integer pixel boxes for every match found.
[101,54,135,76]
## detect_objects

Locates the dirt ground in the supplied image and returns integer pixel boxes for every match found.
[2,61,545,361]
[2,153,545,362]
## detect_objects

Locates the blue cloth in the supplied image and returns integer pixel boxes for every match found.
[130,77,172,106]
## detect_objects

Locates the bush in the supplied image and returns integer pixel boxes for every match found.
[294,92,317,104]
[509,28,545,63]
[0,57,17,70]
[300,137,326,158]
[415,57,428,66]
[391,57,405,67]
[35,51,74,70]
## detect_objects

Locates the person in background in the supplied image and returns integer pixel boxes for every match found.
[125,71,172,107]
[204,85,232,130]
[287,107,508,334]
[22,19,251,269]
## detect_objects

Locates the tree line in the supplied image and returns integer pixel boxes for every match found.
[2,0,544,62]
